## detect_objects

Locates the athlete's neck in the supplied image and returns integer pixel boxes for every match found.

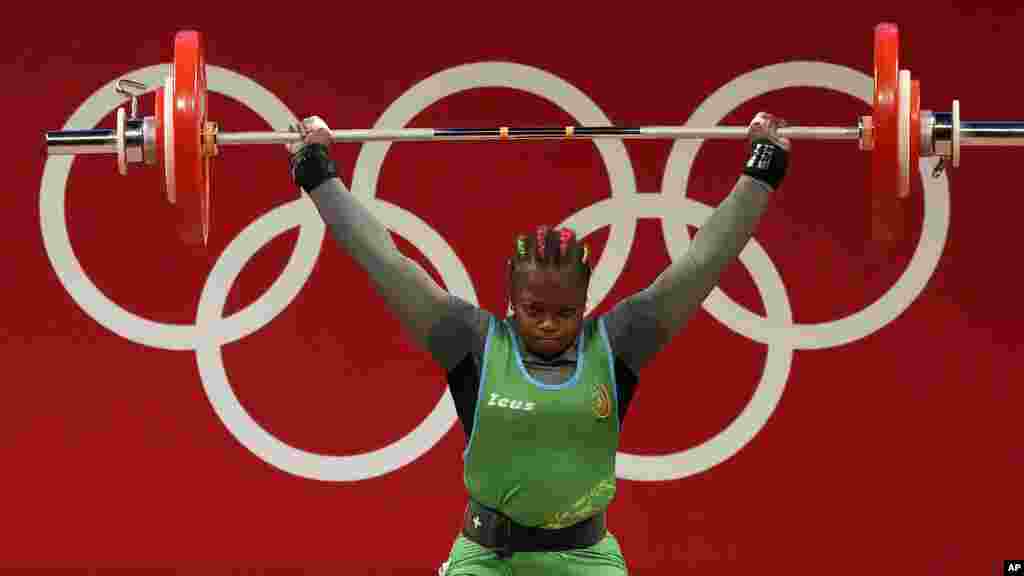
[510,316,577,364]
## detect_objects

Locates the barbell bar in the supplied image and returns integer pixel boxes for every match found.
[42,24,1024,247]
[46,116,1024,149]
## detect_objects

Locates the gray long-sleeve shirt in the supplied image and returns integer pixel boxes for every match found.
[306,174,773,436]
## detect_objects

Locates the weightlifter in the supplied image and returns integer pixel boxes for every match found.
[286,112,791,575]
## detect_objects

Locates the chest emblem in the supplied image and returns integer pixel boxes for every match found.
[592,381,611,420]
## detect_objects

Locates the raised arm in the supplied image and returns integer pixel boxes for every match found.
[603,112,790,373]
[288,116,487,370]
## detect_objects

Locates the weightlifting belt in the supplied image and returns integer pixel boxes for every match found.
[462,498,606,557]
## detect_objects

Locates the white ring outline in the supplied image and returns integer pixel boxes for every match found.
[41,65,323,351]
[351,62,640,314]
[40,64,480,482]
[611,61,949,481]
[660,62,949,352]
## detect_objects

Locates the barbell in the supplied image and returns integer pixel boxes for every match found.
[43,24,1023,246]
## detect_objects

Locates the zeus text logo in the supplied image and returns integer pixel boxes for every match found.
[487,393,536,412]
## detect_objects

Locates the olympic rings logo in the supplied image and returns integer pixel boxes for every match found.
[39,60,950,483]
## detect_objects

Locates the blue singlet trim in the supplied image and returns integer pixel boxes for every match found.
[505,317,585,391]
[463,315,496,459]
[597,316,621,432]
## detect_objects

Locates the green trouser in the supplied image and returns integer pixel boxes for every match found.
[439,532,629,575]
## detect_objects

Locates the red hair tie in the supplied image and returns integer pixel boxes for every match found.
[558,228,573,256]
[536,225,550,258]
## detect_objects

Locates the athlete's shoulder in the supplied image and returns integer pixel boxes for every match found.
[427,295,498,371]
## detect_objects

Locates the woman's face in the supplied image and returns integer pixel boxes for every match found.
[510,266,587,358]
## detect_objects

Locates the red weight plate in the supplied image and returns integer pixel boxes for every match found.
[162,78,176,205]
[897,70,911,200]
[871,23,902,241]
[908,78,920,198]
[154,83,167,203]
[173,30,210,246]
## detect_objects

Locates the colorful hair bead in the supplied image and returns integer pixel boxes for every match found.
[536,225,550,258]
[558,228,573,256]
[516,235,527,258]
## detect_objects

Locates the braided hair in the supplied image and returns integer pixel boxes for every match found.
[507,225,592,293]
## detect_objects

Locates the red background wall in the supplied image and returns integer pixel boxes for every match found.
[6,3,1022,574]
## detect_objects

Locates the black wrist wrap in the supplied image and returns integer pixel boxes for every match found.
[290,143,337,192]
[742,138,788,189]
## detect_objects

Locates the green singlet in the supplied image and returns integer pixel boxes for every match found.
[440,316,629,575]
